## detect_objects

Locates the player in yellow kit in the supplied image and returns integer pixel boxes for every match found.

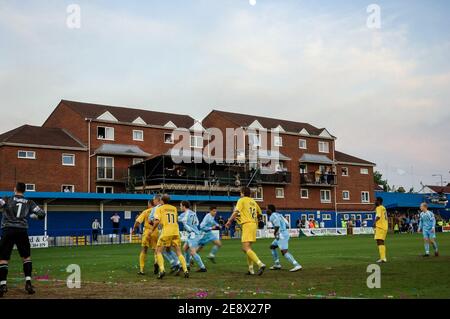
[153,194,189,279]
[374,197,388,263]
[132,200,158,275]
[226,187,266,276]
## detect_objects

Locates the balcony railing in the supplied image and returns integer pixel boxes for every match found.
[300,172,337,186]
[257,171,292,184]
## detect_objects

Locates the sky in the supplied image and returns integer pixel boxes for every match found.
[0,0,449,190]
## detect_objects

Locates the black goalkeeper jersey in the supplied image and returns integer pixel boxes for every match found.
[0,195,45,229]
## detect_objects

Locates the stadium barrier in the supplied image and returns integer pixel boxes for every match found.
[19,227,376,249]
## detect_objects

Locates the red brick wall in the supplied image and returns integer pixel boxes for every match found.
[335,164,375,211]
[0,145,87,192]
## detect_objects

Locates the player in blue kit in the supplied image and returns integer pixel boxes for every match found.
[267,205,302,272]
[197,207,222,263]
[179,201,207,272]
[418,203,439,257]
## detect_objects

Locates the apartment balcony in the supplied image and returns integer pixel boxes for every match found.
[300,172,337,187]
[256,170,292,185]
[97,167,129,183]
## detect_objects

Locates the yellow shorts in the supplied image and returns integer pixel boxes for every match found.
[142,230,159,248]
[149,231,159,250]
[374,228,387,241]
[241,222,257,243]
[157,235,181,248]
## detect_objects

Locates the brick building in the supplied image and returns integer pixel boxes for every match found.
[202,110,375,212]
[0,100,375,213]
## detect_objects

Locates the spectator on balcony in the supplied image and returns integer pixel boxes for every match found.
[325,167,333,184]
[111,213,120,235]
[315,169,321,183]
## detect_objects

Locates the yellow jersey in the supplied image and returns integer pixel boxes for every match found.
[234,196,262,225]
[136,208,151,232]
[154,204,180,237]
[375,205,388,231]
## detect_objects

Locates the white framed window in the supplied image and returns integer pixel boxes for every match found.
[253,187,264,201]
[342,190,350,201]
[322,213,332,221]
[25,184,36,192]
[164,133,174,144]
[299,139,307,149]
[96,186,114,194]
[190,135,203,149]
[62,154,75,166]
[366,214,373,220]
[133,130,144,141]
[320,189,331,203]
[275,188,285,199]
[18,150,36,160]
[341,167,349,176]
[360,168,369,175]
[361,191,370,203]
[62,185,75,193]
[299,164,308,174]
[97,156,114,180]
[274,136,283,147]
[300,188,309,199]
[343,214,349,220]
[318,141,329,153]
[248,133,261,148]
[97,126,114,140]
[308,214,315,220]
[132,158,144,165]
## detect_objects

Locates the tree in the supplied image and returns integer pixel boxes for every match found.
[374,171,390,191]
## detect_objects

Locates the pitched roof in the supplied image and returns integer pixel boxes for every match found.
[0,125,86,149]
[335,150,375,166]
[426,185,450,194]
[60,100,196,128]
[207,110,330,136]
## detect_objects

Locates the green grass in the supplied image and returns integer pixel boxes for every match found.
[6,233,450,299]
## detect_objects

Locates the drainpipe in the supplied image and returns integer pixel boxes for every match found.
[100,201,104,235]
[332,139,337,216]
[44,202,48,236]
[88,119,92,193]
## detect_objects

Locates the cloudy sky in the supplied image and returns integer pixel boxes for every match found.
[1,0,449,190]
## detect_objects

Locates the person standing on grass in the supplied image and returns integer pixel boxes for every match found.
[0,182,46,297]
[418,203,439,257]
[111,213,120,235]
[374,197,388,263]
[92,218,101,243]
[226,186,266,276]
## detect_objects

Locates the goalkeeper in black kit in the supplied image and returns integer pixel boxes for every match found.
[0,182,46,297]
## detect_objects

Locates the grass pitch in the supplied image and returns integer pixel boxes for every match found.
[4,233,450,299]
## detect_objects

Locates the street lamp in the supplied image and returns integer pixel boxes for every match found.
[432,174,443,187]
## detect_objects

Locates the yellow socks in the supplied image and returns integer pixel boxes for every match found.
[247,255,254,272]
[178,254,188,272]
[156,253,165,273]
[378,245,386,260]
[246,249,263,267]
[139,252,147,273]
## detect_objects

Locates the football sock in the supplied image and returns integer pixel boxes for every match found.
[209,245,220,257]
[432,241,438,252]
[246,255,254,272]
[271,249,280,264]
[139,252,147,273]
[153,253,158,265]
[193,254,205,269]
[378,245,386,260]
[424,243,430,254]
[23,260,32,281]
[178,254,188,272]
[184,251,191,265]
[0,264,8,285]
[156,253,165,273]
[170,251,180,266]
[162,251,174,266]
[284,252,299,266]
[246,250,263,267]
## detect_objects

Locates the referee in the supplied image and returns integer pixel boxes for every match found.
[0,182,46,297]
